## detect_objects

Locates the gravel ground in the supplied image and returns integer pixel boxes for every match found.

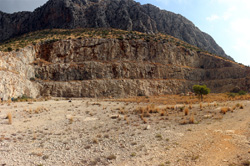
[0,98,249,166]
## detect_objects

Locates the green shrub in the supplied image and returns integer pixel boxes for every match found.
[117,36,124,40]
[228,90,247,97]
[35,74,40,78]
[238,90,247,95]
[193,85,210,100]
[228,93,237,98]
[30,77,35,81]
[12,94,32,102]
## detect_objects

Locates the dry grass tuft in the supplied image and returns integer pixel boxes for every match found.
[69,117,74,124]
[184,107,189,116]
[220,107,230,114]
[189,115,195,124]
[107,154,116,160]
[179,119,187,125]
[124,115,130,124]
[34,107,40,114]
[140,114,144,120]
[109,93,250,105]
[144,111,151,117]
[232,105,236,111]
[135,107,144,114]
[92,102,101,106]
[7,113,12,124]
[24,106,49,114]
[170,106,175,110]
[200,103,203,110]
[119,108,125,115]
[241,160,250,166]
[33,133,37,140]
[140,114,147,123]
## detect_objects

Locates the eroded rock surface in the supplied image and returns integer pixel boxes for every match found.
[0,46,40,100]
[0,37,249,99]
[0,0,232,60]
[34,38,250,97]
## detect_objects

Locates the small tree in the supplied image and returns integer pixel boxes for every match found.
[193,85,210,101]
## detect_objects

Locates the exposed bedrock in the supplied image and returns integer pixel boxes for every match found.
[0,0,232,60]
[34,38,249,97]
[0,37,249,99]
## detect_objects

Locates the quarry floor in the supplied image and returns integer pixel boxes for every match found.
[0,97,249,166]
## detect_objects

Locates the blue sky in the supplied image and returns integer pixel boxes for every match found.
[0,0,250,66]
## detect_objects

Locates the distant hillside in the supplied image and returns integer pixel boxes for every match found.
[0,0,233,61]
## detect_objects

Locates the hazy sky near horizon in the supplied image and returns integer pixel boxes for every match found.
[0,0,249,65]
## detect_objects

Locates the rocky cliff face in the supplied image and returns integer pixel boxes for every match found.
[34,38,248,97]
[0,47,40,100]
[0,36,249,99]
[0,0,232,60]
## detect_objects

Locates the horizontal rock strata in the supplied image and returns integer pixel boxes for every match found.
[34,38,249,97]
[0,37,249,99]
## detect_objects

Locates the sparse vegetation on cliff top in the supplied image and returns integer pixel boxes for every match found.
[0,28,240,66]
[0,28,200,52]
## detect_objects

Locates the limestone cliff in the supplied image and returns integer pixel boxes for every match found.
[34,38,248,97]
[0,0,232,60]
[0,29,249,99]
[0,47,40,100]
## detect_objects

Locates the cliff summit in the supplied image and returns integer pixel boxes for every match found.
[0,0,233,60]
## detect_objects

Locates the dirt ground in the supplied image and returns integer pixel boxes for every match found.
[0,96,249,166]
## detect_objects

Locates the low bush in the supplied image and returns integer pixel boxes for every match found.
[238,90,247,95]
[12,94,32,102]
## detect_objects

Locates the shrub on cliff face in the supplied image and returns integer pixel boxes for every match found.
[193,85,210,101]
[238,90,247,95]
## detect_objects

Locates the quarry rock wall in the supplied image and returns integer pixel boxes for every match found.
[0,38,249,99]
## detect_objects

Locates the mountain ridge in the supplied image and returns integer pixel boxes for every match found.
[0,0,233,60]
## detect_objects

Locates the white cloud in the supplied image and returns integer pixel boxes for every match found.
[176,0,189,4]
[222,7,236,20]
[154,0,170,6]
[155,0,190,5]
[230,18,250,35]
[206,14,220,21]
[232,37,250,65]
[206,7,236,22]
[210,0,250,10]
[207,0,250,65]
[230,18,250,63]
